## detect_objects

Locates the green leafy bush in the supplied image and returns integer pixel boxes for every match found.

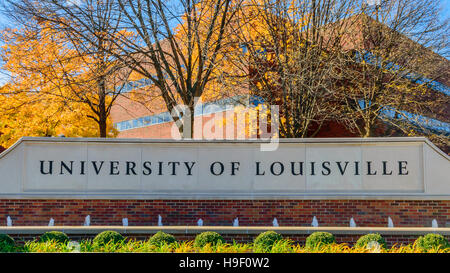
[305,232,336,249]
[414,233,449,251]
[149,231,176,247]
[93,231,125,246]
[39,231,69,244]
[253,231,283,252]
[354,233,387,249]
[0,234,15,252]
[194,232,224,248]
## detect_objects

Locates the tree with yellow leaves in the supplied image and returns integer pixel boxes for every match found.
[225,0,360,138]
[0,17,121,147]
[338,1,449,151]
[6,0,243,138]
[0,84,102,148]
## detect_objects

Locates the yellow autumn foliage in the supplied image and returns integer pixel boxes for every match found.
[0,23,117,148]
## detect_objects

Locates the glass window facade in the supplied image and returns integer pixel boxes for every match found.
[114,95,261,132]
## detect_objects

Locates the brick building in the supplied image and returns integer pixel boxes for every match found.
[110,15,449,144]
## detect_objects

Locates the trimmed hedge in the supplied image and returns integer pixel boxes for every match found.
[414,233,449,251]
[93,231,125,246]
[253,231,283,252]
[149,231,177,247]
[305,232,336,249]
[194,232,224,248]
[0,234,15,252]
[39,231,69,244]
[354,233,387,249]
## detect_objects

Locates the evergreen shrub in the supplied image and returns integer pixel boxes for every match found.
[305,232,336,249]
[253,231,283,252]
[194,232,224,248]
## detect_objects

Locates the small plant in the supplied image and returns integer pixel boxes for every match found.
[414,233,449,251]
[305,232,336,250]
[93,230,125,247]
[194,232,224,248]
[23,240,74,253]
[39,231,69,244]
[221,241,252,253]
[354,233,387,249]
[270,239,294,253]
[174,241,195,253]
[0,234,15,252]
[149,231,177,247]
[253,231,283,253]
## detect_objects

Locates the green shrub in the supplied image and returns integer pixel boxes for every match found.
[194,232,224,248]
[354,233,387,249]
[414,233,449,251]
[39,231,69,244]
[93,231,125,246]
[305,232,336,249]
[0,234,15,252]
[253,231,283,252]
[149,231,176,247]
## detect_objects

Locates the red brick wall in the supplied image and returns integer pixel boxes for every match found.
[1,199,448,228]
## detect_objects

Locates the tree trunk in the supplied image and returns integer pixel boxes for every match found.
[181,103,195,139]
[99,118,107,138]
[98,77,107,138]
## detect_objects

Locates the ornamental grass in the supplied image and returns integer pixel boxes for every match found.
[3,240,449,253]
[1,231,448,253]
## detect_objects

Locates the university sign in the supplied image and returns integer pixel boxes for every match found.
[0,137,449,199]
[38,159,410,178]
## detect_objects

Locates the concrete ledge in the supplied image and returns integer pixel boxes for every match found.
[3,136,448,160]
[1,226,449,236]
[2,193,450,200]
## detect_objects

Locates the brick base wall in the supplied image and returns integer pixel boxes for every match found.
[1,199,448,228]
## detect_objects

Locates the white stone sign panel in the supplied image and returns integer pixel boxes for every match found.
[0,137,448,199]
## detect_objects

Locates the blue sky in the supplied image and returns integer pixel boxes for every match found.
[444,0,450,19]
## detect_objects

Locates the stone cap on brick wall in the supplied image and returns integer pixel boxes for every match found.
[1,226,449,236]
[1,136,448,160]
